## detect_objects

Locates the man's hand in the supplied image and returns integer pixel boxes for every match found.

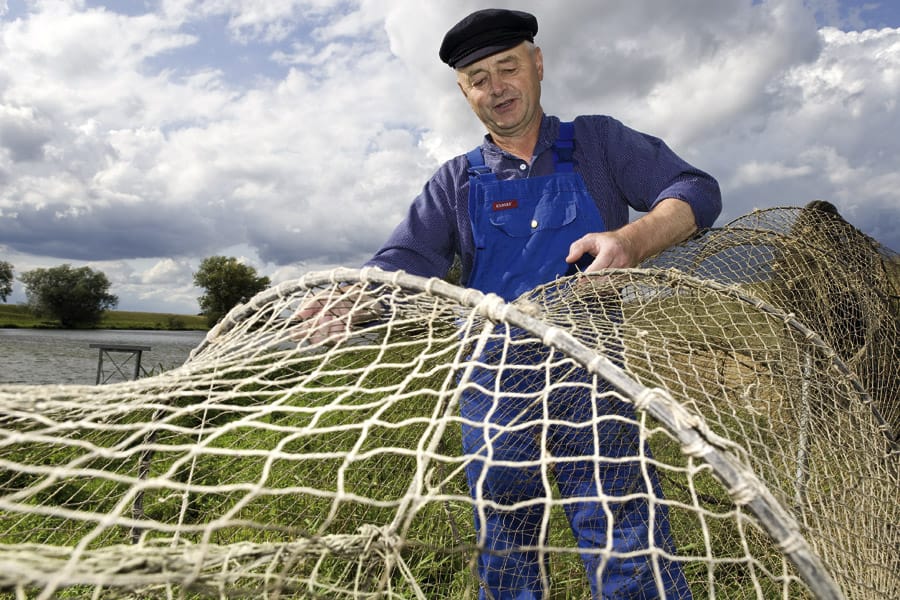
[566,230,638,272]
[292,285,381,345]
[565,198,698,273]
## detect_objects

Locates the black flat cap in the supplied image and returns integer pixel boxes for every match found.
[439,9,538,69]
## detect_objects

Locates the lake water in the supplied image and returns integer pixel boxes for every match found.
[0,329,208,385]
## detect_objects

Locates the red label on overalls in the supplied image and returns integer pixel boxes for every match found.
[492,200,518,211]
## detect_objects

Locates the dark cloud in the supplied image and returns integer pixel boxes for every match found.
[0,111,51,162]
[0,202,241,261]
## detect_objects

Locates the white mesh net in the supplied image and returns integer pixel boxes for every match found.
[1,205,897,599]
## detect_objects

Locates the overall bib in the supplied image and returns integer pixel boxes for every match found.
[460,123,691,600]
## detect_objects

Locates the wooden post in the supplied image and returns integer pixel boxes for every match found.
[89,344,152,384]
[88,343,154,544]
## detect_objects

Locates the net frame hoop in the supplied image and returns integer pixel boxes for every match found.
[199,265,894,452]
[197,266,848,600]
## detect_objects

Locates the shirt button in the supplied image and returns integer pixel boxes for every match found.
[519,163,527,171]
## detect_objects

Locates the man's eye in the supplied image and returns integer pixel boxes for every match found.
[472,78,487,88]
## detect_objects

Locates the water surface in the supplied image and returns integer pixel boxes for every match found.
[0,329,207,385]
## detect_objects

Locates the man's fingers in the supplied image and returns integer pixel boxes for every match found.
[567,235,609,273]
[291,286,382,345]
[292,309,352,345]
[567,231,637,272]
[292,290,348,344]
[565,237,590,264]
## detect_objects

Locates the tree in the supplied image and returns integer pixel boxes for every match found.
[193,256,270,326]
[0,261,12,302]
[20,264,118,328]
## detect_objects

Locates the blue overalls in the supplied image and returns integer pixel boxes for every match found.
[460,123,691,599]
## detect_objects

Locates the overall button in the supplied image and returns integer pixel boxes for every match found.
[531,219,539,229]
[519,163,527,171]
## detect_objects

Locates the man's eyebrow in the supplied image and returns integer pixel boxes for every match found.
[463,66,487,78]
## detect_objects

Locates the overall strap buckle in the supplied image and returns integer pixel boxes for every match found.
[465,148,493,178]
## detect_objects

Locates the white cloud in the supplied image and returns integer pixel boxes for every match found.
[142,258,193,285]
[1,0,898,314]
[730,161,815,188]
[706,23,900,232]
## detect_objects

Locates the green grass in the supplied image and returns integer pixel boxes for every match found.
[0,303,208,330]
[0,339,806,600]
[2,240,893,598]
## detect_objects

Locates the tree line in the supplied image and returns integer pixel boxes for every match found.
[0,257,269,328]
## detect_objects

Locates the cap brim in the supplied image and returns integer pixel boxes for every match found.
[452,42,523,69]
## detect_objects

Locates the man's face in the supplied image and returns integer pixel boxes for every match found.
[456,42,544,140]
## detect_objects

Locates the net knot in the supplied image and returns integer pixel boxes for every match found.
[681,436,712,459]
[513,299,543,318]
[777,532,808,556]
[474,293,509,322]
[322,525,400,556]
[357,524,399,550]
[728,477,760,506]
[632,387,664,412]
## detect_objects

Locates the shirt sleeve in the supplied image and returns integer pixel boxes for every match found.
[362,164,460,279]
[582,116,722,229]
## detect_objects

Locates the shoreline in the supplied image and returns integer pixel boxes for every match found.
[0,304,209,331]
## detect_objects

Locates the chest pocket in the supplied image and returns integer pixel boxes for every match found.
[485,186,580,238]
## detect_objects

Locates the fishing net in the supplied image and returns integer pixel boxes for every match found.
[0,205,897,599]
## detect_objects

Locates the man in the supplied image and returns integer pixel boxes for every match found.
[364,9,719,299]
[304,8,720,599]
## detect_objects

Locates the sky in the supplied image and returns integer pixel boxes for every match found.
[1,0,898,314]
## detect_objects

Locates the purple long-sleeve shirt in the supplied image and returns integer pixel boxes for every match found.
[364,114,721,286]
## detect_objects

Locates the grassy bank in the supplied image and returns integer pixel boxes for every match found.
[0,303,208,330]
[0,335,795,599]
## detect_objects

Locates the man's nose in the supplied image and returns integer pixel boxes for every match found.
[489,76,506,95]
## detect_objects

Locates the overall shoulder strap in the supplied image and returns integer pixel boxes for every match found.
[465,147,492,177]
[467,122,575,176]
[552,121,575,173]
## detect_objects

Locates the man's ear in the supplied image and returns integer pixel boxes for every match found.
[457,79,469,99]
[535,46,544,81]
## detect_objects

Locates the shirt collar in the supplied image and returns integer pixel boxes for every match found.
[480,114,560,163]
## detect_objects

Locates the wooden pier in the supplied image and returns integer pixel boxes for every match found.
[90,343,151,384]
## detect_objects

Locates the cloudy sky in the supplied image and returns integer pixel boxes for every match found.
[1,0,898,314]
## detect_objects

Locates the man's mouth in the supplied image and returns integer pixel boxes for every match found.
[494,98,516,111]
